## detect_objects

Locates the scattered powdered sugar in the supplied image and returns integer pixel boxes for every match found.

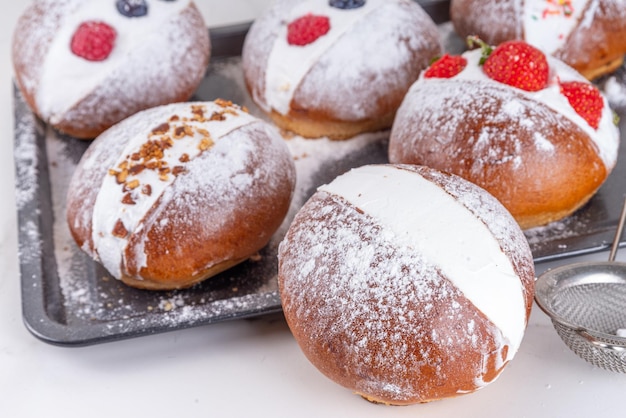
[31,53,389,332]
[243,0,441,120]
[279,188,512,403]
[13,94,41,210]
[14,0,209,136]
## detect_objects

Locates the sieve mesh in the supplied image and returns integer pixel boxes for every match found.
[538,272,626,373]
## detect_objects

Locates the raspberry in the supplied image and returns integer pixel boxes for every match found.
[287,14,331,46]
[423,54,467,79]
[70,21,117,62]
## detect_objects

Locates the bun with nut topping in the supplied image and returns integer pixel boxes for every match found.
[67,100,296,290]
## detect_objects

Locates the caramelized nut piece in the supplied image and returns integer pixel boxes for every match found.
[112,220,128,238]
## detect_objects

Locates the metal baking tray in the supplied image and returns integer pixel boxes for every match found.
[13,2,626,346]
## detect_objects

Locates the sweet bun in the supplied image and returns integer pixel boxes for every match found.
[67,100,296,290]
[241,0,441,140]
[278,164,535,405]
[12,0,210,139]
[450,0,626,80]
[389,44,620,229]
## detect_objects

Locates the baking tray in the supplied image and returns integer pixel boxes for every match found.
[13,2,626,346]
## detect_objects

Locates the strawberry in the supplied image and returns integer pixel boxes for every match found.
[70,21,117,62]
[560,81,604,129]
[287,14,331,46]
[423,54,467,79]
[482,40,549,92]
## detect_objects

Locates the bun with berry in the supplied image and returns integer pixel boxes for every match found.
[12,0,211,139]
[66,100,296,290]
[241,0,442,140]
[450,0,626,80]
[389,40,620,229]
[278,164,535,405]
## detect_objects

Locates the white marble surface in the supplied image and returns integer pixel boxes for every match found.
[2,1,626,417]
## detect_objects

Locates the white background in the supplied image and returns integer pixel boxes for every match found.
[2,1,626,417]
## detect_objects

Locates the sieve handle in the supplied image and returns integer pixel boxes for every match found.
[609,196,626,262]
[576,329,626,352]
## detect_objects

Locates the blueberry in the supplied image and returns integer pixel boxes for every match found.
[329,0,366,9]
[116,0,148,18]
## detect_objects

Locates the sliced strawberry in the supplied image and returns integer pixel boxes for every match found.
[560,81,604,129]
[483,40,549,92]
[287,14,330,46]
[423,54,467,79]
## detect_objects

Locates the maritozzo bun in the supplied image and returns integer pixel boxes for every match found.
[67,100,296,290]
[389,41,620,229]
[278,164,535,405]
[12,0,211,139]
[450,0,626,80]
[241,0,441,140]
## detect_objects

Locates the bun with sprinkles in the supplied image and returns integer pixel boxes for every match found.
[450,0,626,80]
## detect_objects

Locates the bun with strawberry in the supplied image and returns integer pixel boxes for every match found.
[241,0,442,140]
[450,0,626,80]
[12,0,211,139]
[389,39,620,229]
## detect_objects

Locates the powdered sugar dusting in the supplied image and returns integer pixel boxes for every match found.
[318,165,529,354]
[243,0,441,120]
[278,166,530,402]
[13,0,209,136]
[13,95,41,210]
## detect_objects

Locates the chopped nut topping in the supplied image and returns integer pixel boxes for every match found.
[215,98,233,108]
[122,193,136,205]
[126,179,140,190]
[151,123,170,135]
[113,220,128,238]
[172,166,186,176]
[107,103,233,203]
[129,164,145,175]
[198,137,214,151]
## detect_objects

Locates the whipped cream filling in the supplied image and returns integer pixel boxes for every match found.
[91,102,256,279]
[523,0,589,54]
[36,0,191,121]
[264,0,384,115]
[419,48,619,169]
[319,164,527,361]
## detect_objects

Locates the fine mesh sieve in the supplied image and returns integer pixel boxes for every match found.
[535,196,626,373]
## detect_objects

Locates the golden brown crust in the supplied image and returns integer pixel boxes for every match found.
[278,166,535,404]
[12,2,210,139]
[66,102,296,290]
[267,108,396,140]
[242,0,441,139]
[450,0,626,80]
[450,0,522,45]
[388,80,610,230]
